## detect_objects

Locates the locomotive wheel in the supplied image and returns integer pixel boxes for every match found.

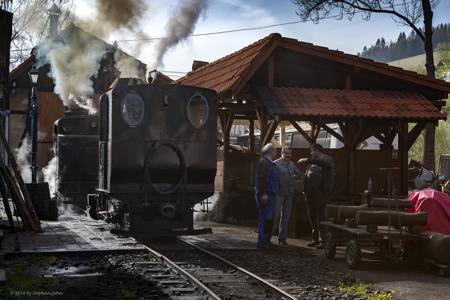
[345,240,362,269]
[324,231,337,260]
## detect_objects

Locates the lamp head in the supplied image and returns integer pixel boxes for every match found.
[29,64,39,85]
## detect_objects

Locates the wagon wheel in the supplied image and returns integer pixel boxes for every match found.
[324,231,337,260]
[345,240,362,269]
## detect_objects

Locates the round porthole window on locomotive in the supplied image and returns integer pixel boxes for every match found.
[121,91,145,128]
[186,93,209,129]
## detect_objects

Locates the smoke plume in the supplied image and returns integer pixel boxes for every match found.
[15,137,32,184]
[37,0,150,110]
[37,27,107,109]
[151,0,208,69]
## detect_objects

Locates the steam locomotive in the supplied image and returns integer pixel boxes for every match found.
[55,79,217,234]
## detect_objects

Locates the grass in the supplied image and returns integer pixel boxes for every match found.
[0,255,55,300]
[337,272,396,300]
[118,282,137,299]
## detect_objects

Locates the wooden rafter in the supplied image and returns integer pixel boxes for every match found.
[290,121,313,144]
[262,120,278,146]
[407,122,427,151]
[320,124,345,144]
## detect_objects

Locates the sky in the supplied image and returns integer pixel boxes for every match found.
[74,0,450,80]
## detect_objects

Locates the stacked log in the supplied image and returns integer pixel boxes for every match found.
[325,204,378,224]
[355,211,427,227]
[421,231,450,265]
[369,197,412,209]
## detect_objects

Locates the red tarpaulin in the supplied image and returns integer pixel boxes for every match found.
[409,188,450,235]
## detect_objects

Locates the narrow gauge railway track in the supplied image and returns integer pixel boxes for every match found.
[142,238,299,300]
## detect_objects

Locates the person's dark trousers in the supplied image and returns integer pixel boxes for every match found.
[256,195,275,246]
[305,189,327,242]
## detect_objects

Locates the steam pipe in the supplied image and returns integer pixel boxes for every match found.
[30,84,38,183]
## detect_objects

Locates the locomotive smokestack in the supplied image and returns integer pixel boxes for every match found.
[151,0,208,69]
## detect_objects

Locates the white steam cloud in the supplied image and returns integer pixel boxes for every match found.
[151,0,208,69]
[37,27,107,110]
[42,156,58,196]
[15,137,32,184]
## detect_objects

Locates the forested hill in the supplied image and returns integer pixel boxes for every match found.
[358,23,449,62]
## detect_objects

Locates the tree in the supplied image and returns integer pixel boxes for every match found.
[6,0,73,69]
[291,0,441,171]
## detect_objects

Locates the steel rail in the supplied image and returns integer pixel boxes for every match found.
[177,239,299,300]
[142,244,221,300]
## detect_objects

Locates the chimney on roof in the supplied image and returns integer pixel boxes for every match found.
[192,60,208,71]
[48,4,61,37]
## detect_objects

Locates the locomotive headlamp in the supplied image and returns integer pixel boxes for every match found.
[121,91,144,127]
[187,93,209,129]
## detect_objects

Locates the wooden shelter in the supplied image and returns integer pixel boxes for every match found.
[177,33,450,225]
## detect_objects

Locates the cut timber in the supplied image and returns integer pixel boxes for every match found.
[325,204,380,223]
[421,231,450,265]
[0,126,41,232]
[355,210,427,227]
[370,197,412,209]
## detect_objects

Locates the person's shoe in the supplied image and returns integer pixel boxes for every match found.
[307,241,319,247]
[278,240,288,245]
[316,242,325,249]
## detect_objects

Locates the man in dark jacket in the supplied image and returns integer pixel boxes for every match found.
[298,144,335,249]
[254,143,280,248]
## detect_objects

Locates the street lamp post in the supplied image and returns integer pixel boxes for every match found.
[29,64,39,184]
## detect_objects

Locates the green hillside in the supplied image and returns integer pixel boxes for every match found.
[388,50,444,74]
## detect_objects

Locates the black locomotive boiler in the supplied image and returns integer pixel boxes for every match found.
[87,80,217,234]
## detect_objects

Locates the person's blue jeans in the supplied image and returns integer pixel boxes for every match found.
[273,194,293,242]
[256,194,275,246]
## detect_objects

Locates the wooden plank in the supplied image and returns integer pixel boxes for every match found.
[0,167,15,231]
[0,126,41,232]
[290,121,313,144]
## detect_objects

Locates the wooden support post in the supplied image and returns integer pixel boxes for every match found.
[348,149,356,194]
[311,124,320,143]
[280,124,286,147]
[399,121,409,195]
[222,113,234,192]
[249,118,255,153]
[256,108,268,152]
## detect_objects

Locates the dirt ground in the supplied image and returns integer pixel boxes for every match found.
[196,221,450,300]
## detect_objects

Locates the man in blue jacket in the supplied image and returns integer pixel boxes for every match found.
[254,143,280,248]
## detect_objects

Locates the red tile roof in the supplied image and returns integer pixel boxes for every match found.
[177,33,450,95]
[176,33,275,93]
[259,87,445,120]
